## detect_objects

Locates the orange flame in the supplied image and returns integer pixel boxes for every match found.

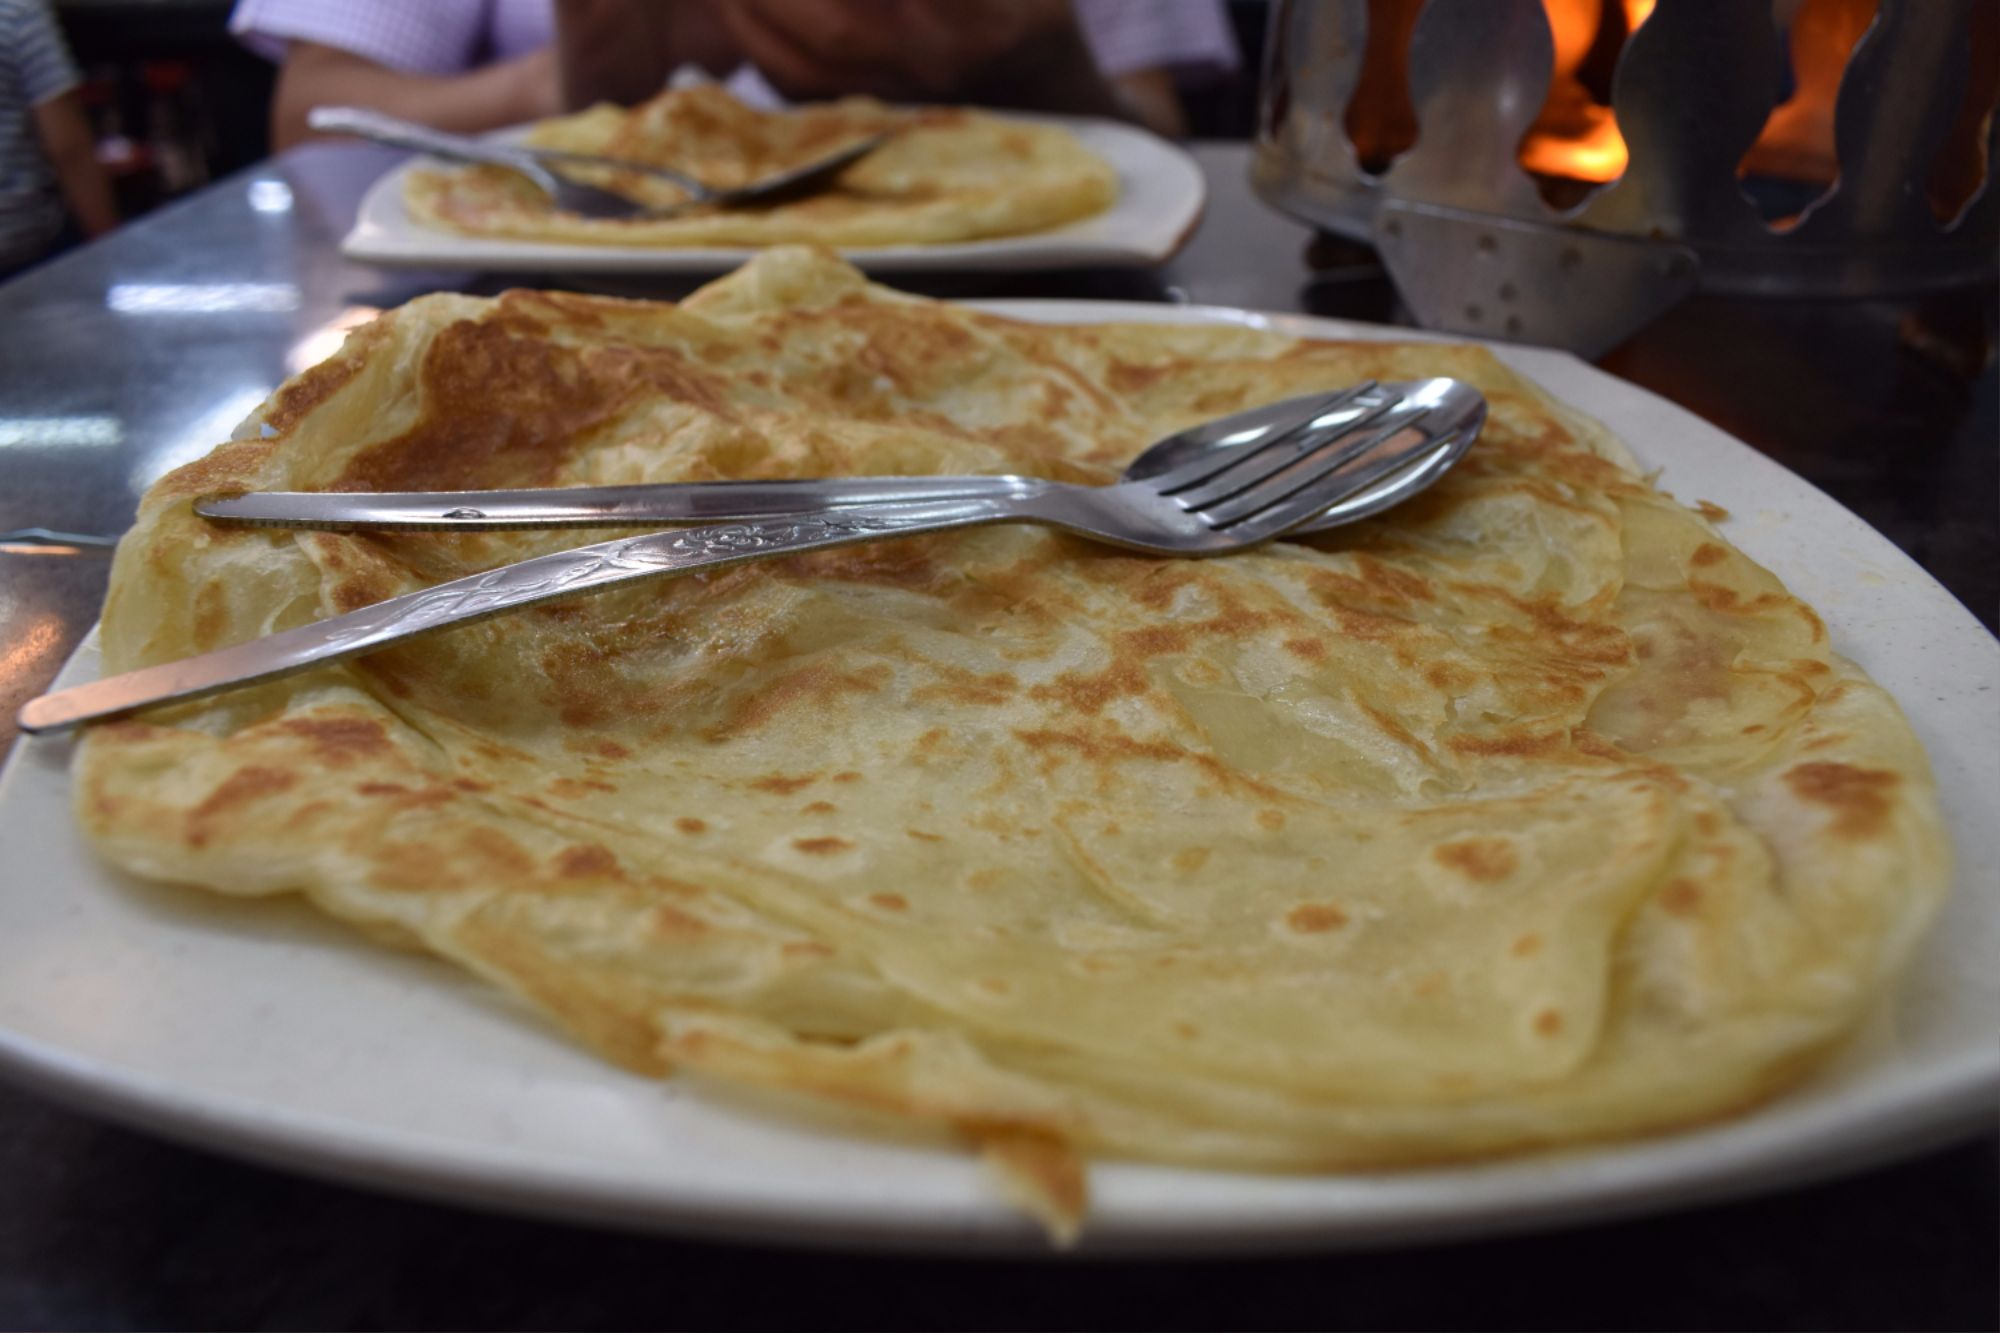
[1740,0,1878,185]
[1519,0,1656,184]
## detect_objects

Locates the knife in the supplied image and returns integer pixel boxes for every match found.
[20,502,1010,735]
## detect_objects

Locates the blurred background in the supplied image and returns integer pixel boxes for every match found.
[45,0,1271,225]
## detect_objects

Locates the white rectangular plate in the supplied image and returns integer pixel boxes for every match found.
[1,303,1994,1255]
[340,116,1206,273]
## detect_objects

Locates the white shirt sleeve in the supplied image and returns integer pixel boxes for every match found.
[1072,0,1242,80]
[227,0,493,74]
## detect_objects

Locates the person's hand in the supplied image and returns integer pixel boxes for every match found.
[719,0,1095,103]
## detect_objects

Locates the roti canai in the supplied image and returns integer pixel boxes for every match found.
[75,249,1949,1238]
[405,86,1119,248]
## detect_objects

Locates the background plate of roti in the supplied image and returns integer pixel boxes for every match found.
[0,301,1992,1255]
[339,114,1205,274]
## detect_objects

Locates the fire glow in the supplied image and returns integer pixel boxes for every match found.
[1517,0,1656,184]
[1517,0,1888,193]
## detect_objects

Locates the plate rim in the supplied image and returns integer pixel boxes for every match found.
[339,113,1208,273]
[2,299,1995,1256]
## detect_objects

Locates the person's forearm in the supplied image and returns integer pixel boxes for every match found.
[553,0,736,109]
[271,45,556,151]
[49,145,116,235]
[1110,69,1186,139]
[32,91,117,236]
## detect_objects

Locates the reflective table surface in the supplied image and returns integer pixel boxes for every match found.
[0,142,1994,1330]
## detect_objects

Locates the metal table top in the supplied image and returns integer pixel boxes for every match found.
[0,140,1993,1330]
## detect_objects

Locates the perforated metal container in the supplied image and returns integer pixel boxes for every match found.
[1252,0,1999,354]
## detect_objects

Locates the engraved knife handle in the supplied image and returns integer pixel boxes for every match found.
[19,497,1024,734]
[195,475,1051,531]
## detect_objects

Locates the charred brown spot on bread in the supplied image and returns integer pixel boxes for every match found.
[547,777,616,799]
[1690,581,1789,615]
[786,537,946,593]
[370,839,466,893]
[1447,730,1566,759]
[1361,704,1437,761]
[910,662,1019,707]
[1308,555,1438,609]
[1433,837,1518,881]
[781,940,835,960]
[795,836,855,855]
[1784,762,1899,840]
[275,716,392,764]
[329,574,399,614]
[354,781,454,809]
[707,663,890,740]
[1286,903,1349,933]
[653,905,708,937]
[184,766,298,847]
[338,318,740,493]
[751,773,820,795]
[555,844,620,880]
[460,828,537,878]
[1106,359,1172,393]
[262,344,368,435]
[1660,878,1704,917]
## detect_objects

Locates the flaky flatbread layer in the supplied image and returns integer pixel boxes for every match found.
[77,249,1949,1238]
[405,86,1118,248]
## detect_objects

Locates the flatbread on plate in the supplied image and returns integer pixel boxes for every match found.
[76,249,1950,1240]
[405,86,1119,248]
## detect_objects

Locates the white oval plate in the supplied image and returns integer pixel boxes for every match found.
[339,116,1206,274]
[1,302,1994,1255]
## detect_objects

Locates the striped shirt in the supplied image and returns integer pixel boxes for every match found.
[229,0,1239,97]
[0,0,82,265]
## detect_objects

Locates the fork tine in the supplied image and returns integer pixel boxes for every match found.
[1291,421,1480,533]
[1193,406,1432,527]
[1141,384,1379,495]
[1210,428,1454,544]
[1160,394,1408,508]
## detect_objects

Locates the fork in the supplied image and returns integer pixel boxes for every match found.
[309,107,887,220]
[195,380,1479,536]
[18,388,1448,733]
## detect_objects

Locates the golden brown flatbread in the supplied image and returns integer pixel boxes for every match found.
[76,249,1949,1240]
[405,86,1119,247]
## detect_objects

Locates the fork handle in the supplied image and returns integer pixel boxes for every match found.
[195,476,1051,531]
[308,107,552,183]
[18,497,1032,734]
